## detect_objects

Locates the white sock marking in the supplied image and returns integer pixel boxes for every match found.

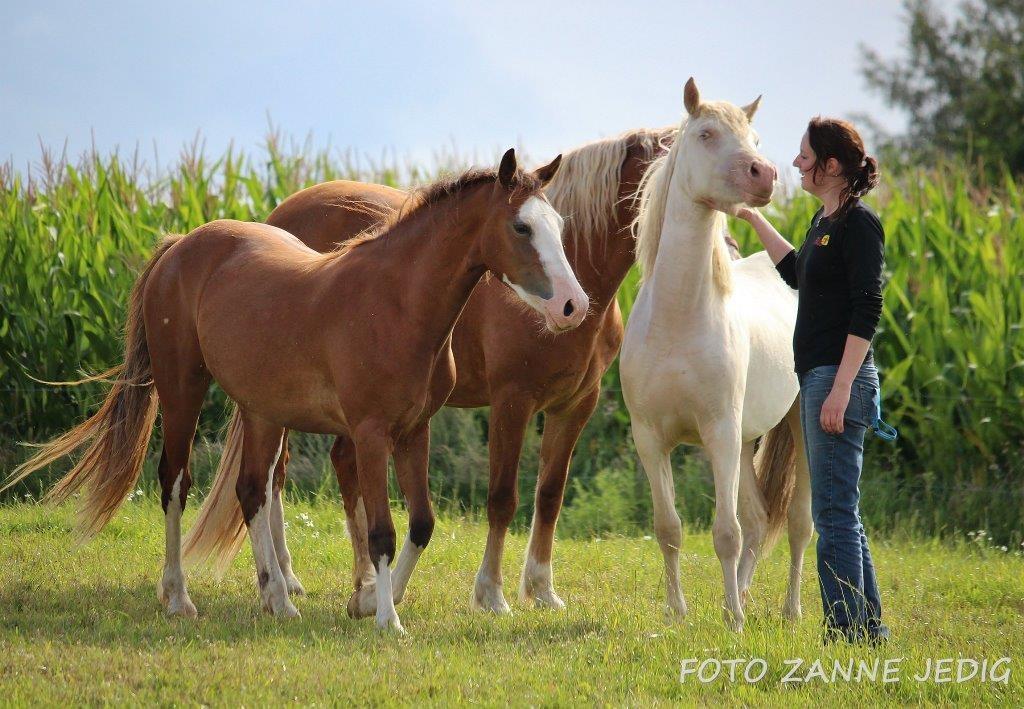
[391,534,424,604]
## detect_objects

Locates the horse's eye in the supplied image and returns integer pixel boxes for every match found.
[512,220,531,236]
[699,131,711,141]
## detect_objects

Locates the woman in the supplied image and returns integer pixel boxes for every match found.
[737,117,890,644]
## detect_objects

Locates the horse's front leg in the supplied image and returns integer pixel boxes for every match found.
[632,420,687,620]
[702,418,745,631]
[343,424,435,619]
[390,424,434,604]
[351,424,402,633]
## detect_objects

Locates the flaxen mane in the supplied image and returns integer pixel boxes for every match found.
[545,127,674,264]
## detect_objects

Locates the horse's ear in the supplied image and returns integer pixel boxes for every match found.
[498,148,517,189]
[683,77,701,116]
[532,154,562,187]
[742,95,762,121]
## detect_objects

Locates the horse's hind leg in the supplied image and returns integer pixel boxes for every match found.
[520,389,599,610]
[473,395,534,614]
[152,344,210,618]
[633,421,687,619]
[783,402,812,621]
[236,415,298,618]
[268,430,305,596]
[332,435,377,595]
[736,440,767,607]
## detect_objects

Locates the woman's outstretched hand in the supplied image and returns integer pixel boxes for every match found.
[734,206,758,223]
[731,206,795,265]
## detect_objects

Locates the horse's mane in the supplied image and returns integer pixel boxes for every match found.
[545,127,675,265]
[335,168,540,256]
[631,108,737,294]
[330,126,676,261]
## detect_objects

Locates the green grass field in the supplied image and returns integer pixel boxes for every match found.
[1,498,1021,705]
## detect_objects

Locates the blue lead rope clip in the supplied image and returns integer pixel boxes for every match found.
[871,389,898,441]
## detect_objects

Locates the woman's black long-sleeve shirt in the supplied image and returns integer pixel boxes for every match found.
[775,201,885,375]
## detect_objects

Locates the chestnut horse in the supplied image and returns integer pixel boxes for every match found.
[4,150,587,633]
[185,128,761,618]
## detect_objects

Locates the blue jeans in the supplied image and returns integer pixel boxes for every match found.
[798,360,883,636]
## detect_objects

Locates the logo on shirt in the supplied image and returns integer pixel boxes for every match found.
[815,234,831,246]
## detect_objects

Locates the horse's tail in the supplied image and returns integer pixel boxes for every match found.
[2,235,182,539]
[181,405,247,574]
[753,417,797,552]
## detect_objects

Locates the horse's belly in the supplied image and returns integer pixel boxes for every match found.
[739,319,799,439]
[210,355,346,433]
[740,376,797,439]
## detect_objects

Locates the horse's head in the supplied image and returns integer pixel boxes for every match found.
[480,149,588,333]
[675,77,776,211]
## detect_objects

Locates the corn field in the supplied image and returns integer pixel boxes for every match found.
[1,142,1021,542]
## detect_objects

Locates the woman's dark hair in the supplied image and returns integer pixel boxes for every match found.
[807,116,879,219]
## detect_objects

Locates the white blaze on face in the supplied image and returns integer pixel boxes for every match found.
[520,196,569,280]
[501,196,589,332]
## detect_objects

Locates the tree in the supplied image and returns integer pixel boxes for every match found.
[861,0,1024,174]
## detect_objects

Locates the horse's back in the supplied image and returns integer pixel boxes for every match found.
[268,180,406,252]
[144,219,323,332]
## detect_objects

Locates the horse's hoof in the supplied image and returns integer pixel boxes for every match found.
[740,588,753,609]
[164,595,198,619]
[263,596,301,619]
[782,603,802,623]
[472,578,511,614]
[471,594,512,614]
[286,574,306,597]
[375,612,406,635]
[519,576,566,611]
[260,579,300,619]
[347,584,377,619]
[278,602,301,619]
[664,603,688,623]
[663,591,688,622]
[722,606,745,632]
[530,589,566,610]
[158,576,197,618]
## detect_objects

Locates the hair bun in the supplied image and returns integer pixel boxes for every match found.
[853,155,879,197]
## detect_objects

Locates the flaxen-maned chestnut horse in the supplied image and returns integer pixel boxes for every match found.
[4,150,587,633]
[184,128,759,619]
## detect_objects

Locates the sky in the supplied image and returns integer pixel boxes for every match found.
[1,1,952,181]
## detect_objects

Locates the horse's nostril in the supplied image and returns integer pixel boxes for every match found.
[750,163,760,178]
[563,300,575,317]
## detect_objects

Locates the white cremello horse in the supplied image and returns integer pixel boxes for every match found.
[620,79,813,631]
